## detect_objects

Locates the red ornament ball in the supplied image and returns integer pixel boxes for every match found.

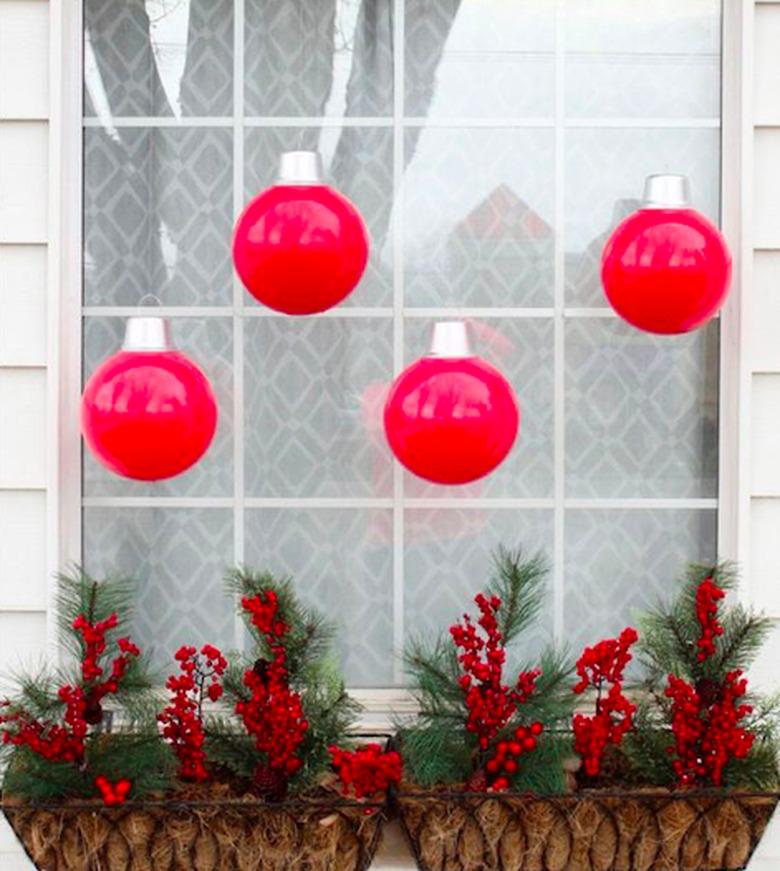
[82,348,217,481]
[384,354,520,485]
[233,158,369,315]
[601,195,731,335]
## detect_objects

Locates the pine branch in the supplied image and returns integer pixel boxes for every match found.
[515,645,574,727]
[714,609,775,675]
[397,723,473,787]
[487,546,548,646]
[55,567,136,660]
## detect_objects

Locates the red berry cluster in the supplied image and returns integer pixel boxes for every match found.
[329,743,403,799]
[695,576,725,662]
[73,613,141,722]
[0,611,140,764]
[666,669,754,786]
[236,591,308,779]
[450,593,540,751]
[0,689,87,763]
[159,644,227,782]
[95,775,131,806]
[572,627,638,777]
[484,722,543,791]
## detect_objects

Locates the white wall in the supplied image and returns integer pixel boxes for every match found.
[1,1,780,869]
[0,0,50,865]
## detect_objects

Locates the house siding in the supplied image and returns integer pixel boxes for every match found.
[0,0,50,865]
[2,2,780,868]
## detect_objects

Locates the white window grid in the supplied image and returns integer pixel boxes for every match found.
[78,0,724,688]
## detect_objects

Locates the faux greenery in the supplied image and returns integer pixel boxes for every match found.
[398,546,574,793]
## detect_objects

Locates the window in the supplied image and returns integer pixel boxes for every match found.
[81,0,722,689]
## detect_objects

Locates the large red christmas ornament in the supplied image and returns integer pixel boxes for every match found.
[81,317,218,481]
[383,323,520,485]
[601,174,731,334]
[233,151,369,315]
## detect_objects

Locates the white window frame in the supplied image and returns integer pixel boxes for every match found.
[45,1,752,720]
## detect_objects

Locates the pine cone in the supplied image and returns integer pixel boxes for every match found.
[466,768,488,792]
[253,658,269,681]
[695,677,721,707]
[83,694,104,726]
[253,764,288,801]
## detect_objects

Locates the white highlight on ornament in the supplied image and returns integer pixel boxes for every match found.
[429,321,472,358]
[277,150,324,185]
[121,316,174,352]
[642,174,691,210]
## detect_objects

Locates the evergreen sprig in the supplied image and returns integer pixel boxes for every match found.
[217,568,359,793]
[627,562,780,790]
[1,569,171,803]
[399,546,573,793]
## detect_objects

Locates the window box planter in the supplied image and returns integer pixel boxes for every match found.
[1,791,387,871]
[395,787,778,871]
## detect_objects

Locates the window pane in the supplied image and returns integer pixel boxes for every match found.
[403,318,555,499]
[405,0,555,118]
[84,127,234,306]
[565,127,720,306]
[565,0,721,118]
[83,317,234,498]
[405,509,554,662]
[403,128,555,308]
[244,318,393,498]
[245,1,394,117]
[244,509,394,687]
[84,0,234,118]
[84,508,235,668]
[566,319,719,498]
[564,509,717,652]
[244,126,394,308]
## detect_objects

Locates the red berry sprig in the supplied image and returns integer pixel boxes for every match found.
[666,669,754,787]
[572,627,638,777]
[0,611,140,764]
[484,722,543,791]
[450,593,541,752]
[158,643,227,782]
[329,743,403,799]
[236,591,308,780]
[695,576,725,662]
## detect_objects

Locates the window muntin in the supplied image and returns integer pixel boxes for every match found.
[82,0,721,688]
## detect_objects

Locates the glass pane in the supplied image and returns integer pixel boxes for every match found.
[84,127,234,306]
[84,0,234,118]
[83,508,235,668]
[564,509,717,652]
[565,319,719,499]
[244,318,393,498]
[245,509,394,687]
[566,0,720,119]
[404,509,554,666]
[403,318,554,498]
[405,0,555,118]
[565,127,720,306]
[83,317,234,498]
[404,128,555,307]
[245,0,393,118]
[244,126,393,307]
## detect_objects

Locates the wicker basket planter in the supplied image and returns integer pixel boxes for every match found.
[1,793,387,871]
[396,788,778,871]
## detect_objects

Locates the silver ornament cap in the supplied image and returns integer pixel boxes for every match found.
[122,316,174,352]
[429,321,472,358]
[277,150,324,185]
[642,174,691,209]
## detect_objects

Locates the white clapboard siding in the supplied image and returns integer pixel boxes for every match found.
[0,1,50,867]
[748,1,780,865]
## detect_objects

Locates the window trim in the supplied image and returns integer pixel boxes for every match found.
[49,1,748,715]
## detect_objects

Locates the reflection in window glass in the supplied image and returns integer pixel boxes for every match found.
[82,0,722,687]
